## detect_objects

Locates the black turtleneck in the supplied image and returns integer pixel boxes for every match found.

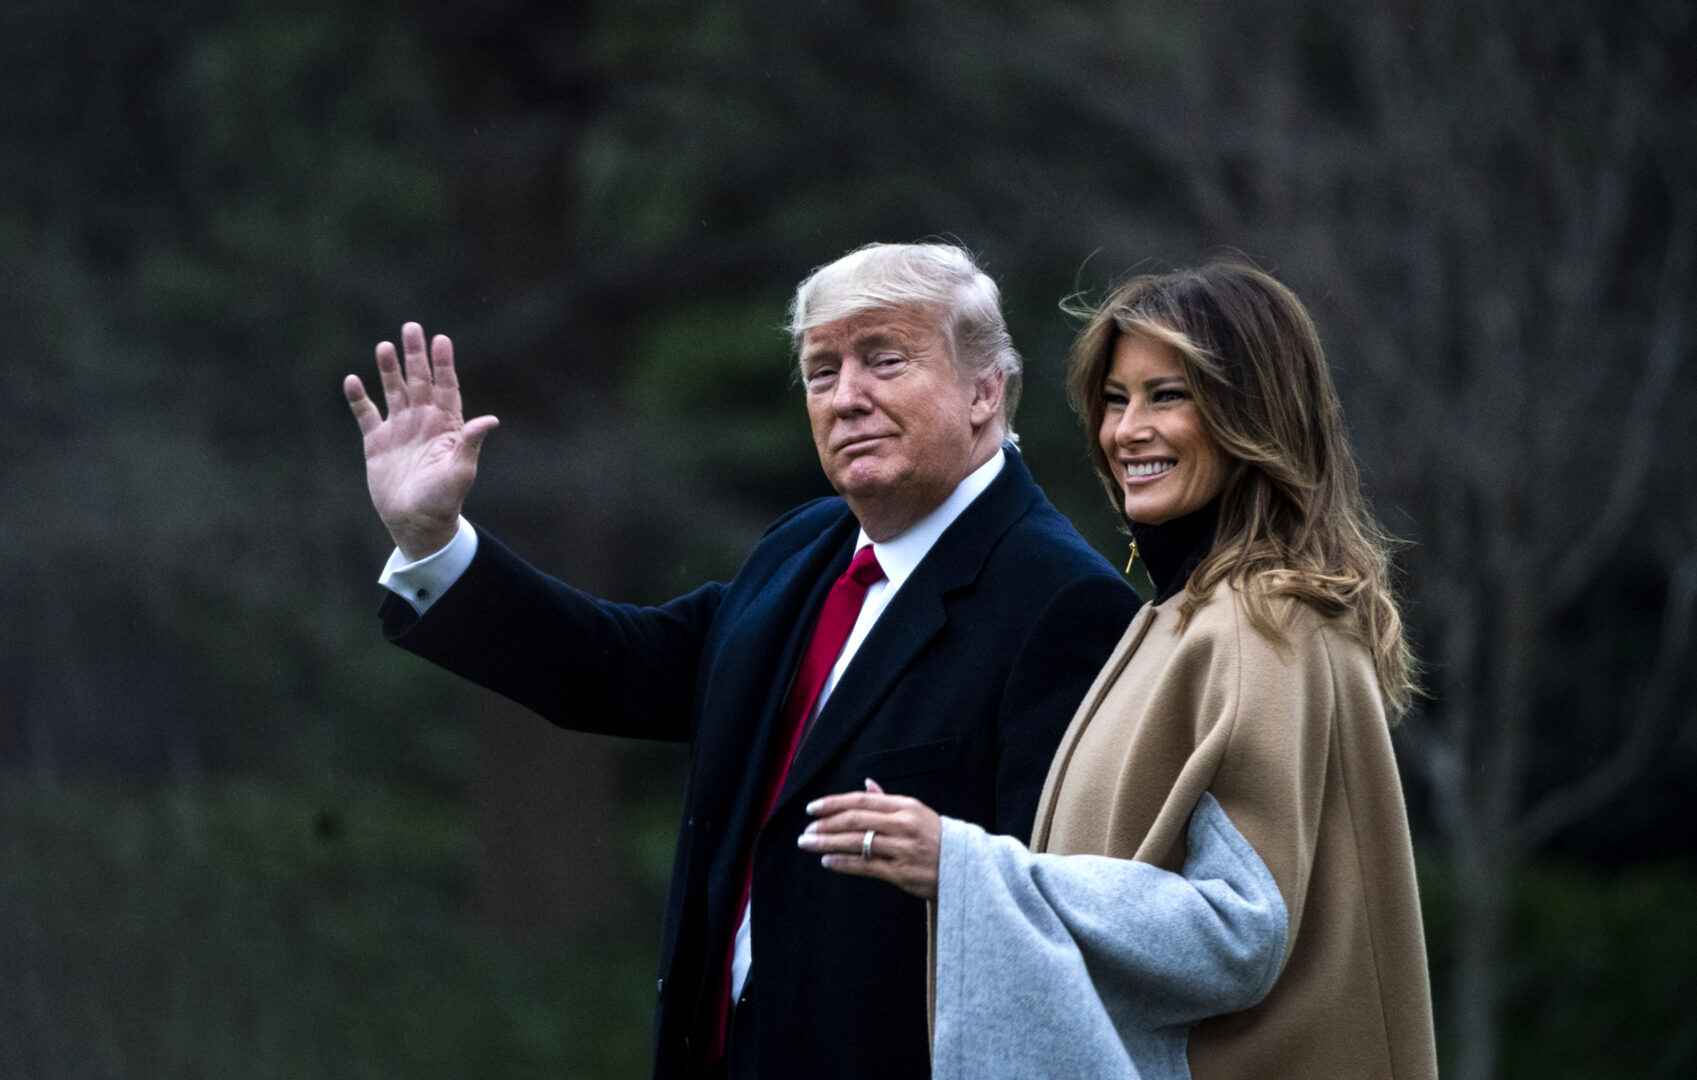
[1128,497,1221,604]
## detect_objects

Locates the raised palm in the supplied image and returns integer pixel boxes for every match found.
[344,322,499,561]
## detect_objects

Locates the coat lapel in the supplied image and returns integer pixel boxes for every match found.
[697,511,858,833]
[771,449,1043,814]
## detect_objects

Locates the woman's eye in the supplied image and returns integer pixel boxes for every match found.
[1102,391,1128,408]
[1152,388,1188,404]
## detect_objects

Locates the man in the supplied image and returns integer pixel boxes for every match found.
[344,243,1137,1079]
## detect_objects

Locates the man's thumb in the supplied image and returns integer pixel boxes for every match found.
[460,415,500,460]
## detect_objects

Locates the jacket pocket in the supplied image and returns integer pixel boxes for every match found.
[850,736,965,781]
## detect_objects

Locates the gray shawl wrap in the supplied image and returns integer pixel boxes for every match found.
[931,793,1287,1080]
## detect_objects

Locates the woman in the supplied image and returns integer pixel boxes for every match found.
[799,262,1438,1078]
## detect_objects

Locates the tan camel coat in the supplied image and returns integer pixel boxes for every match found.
[930,583,1438,1079]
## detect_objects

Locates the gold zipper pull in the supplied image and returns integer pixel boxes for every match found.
[1124,539,1139,574]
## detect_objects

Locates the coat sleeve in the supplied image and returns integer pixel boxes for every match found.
[991,572,1139,837]
[1188,602,1352,966]
[930,795,1287,1080]
[380,526,722,741]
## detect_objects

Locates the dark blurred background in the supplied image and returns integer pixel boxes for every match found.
[2,0,1693,1077]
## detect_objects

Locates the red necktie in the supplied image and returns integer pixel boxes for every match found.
[705,544,885,1066]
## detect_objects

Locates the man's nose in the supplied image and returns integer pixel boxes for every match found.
[831,361,874,413]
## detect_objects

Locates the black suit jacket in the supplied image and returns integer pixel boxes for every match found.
[380,450,1137,1079]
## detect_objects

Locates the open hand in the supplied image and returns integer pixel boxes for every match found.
[800,779,942,900]
[344,323,499,561]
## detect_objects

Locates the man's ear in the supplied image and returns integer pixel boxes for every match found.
[969,368,1006,428]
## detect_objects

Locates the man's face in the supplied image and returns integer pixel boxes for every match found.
[799,305,1002,541]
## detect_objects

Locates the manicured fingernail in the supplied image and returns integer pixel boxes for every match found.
[805,799,822,815]
[796,833,815,849]
[864,778,875,790]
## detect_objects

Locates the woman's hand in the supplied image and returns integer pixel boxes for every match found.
[800,779,942,900]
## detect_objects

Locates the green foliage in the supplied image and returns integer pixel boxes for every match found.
[0,781,656,1079]
[625,298,818,503]
[0,0,464,775]
[1420,856,1697,1077]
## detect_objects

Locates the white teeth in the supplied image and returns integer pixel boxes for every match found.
[1125,461,1175,478]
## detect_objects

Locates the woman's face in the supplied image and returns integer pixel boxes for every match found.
[1098,333,1231,525]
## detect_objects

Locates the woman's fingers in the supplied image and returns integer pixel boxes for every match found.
[799,814,905,855]
[818,850,904,883]
[805,787,914,819]
[803,806,942,901]
[800,805,930,850]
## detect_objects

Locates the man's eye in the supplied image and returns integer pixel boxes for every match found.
[804,368,837,387]
[873,354,905,368]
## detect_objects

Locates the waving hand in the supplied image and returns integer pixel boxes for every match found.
[344,322,499,561]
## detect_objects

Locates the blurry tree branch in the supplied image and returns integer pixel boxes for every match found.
[1548,203,1693,604]
[1516,540,1697,853]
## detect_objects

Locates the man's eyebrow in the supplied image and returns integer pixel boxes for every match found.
[800,328,912,363]
[852,330,911,351]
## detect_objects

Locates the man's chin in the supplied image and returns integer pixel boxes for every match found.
[831,458,901,498]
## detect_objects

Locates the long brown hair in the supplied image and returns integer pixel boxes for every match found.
[1066,260,1417,719]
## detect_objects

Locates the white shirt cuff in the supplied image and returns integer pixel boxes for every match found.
[378,516,478,615]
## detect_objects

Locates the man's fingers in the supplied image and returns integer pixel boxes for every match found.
[401,322,431,389]
[374,340,407,412]
[344,375,383,436]
[429,333,464,414]
[430,334,458,387]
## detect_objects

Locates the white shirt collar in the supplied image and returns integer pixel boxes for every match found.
[856,448,1006,592]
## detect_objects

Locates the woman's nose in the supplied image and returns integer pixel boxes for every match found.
[1113,407,1152,445]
